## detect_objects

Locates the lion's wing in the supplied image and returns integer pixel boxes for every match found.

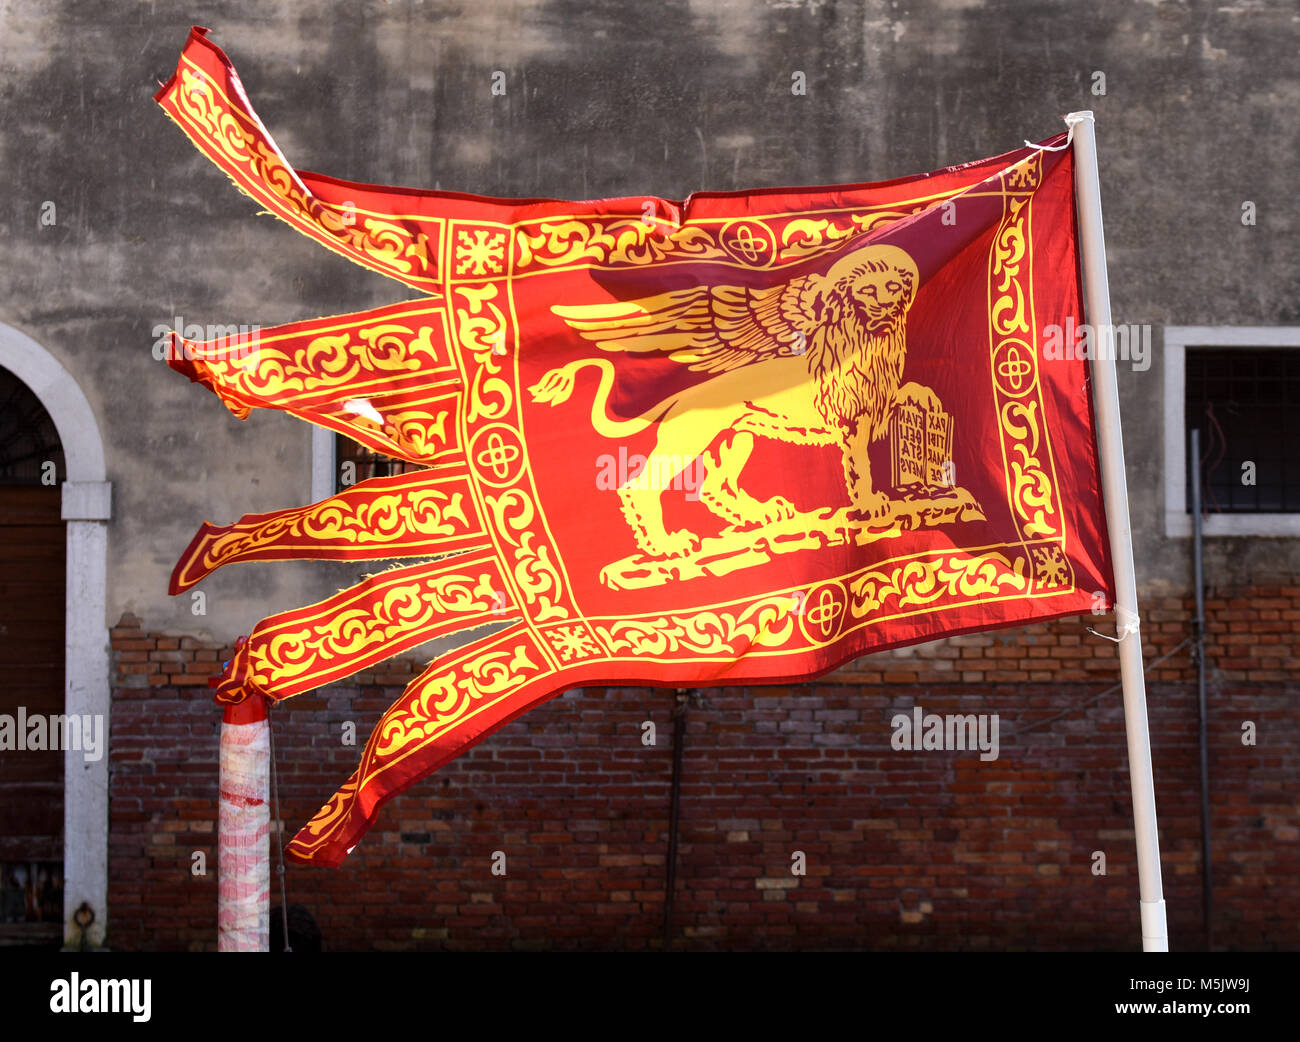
[552,278,815,375]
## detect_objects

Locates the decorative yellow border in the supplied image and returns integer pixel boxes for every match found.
[444,149,1076,673]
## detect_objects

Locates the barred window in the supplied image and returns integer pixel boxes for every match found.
[333,433,422,494]
[1184,347,1300,514]
[1164,329,1300,538]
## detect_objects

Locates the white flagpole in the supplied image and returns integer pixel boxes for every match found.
[1068,110,1169,952]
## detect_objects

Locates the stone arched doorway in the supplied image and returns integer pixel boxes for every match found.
[0,323,110,948]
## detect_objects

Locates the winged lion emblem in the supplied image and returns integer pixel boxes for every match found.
[529,242,975,583]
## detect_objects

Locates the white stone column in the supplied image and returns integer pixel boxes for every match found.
[61,480,112,948]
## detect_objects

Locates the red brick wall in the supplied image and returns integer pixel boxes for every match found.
[105,588,1300,951]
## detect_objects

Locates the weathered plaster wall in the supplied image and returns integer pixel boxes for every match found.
[2,0,1297,641]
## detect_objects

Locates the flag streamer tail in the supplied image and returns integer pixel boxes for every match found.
[164,297,454,414]
[213,549,518,705]
[163,295,463,465]
[284,623,558,866]
[170,465,486,593]
[154,25,442,291]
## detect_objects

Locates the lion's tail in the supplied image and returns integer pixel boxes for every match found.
[527,359,674,439]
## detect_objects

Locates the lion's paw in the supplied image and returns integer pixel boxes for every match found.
[847,491,893,522]
[640,528,700,559]
[761,496,796,524]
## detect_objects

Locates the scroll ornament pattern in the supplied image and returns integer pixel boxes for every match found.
[454,271,574,626]
[172,65,437,284]
[516,219,724,272]
[175,480,480,589]
[252,569,505,690]
[234,322,448,401]
[595,595,798,658]
[512,204,939,276]
[483,490,571,624]
[990,176,1062,543]
[592,549,1032,661]
[849,552,1028,618]
[453,282,513,422]
[376,640,544,758]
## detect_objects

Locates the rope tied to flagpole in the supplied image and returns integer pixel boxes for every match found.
[1025,110,1094,152]
[1088,604,1141,644]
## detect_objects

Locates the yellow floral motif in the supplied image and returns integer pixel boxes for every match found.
[592,548,1035,658]
[338,400,456,465]
[513,208,939,275]
[992,201,1030,337]
[849,552,1029,619]
[595,596,797,657]
[1003,401,1058,538]
[374,637,543,757]
[1005,152,1042,192]
[989,188,1060,544]
[544,625,602,662]
[481,489,570,623]
[1031,544,1070,588]
[452,283,512,422]
[204,485,474,565]
[230,322,448,403]
[780,210,920,260]
[250,565,506,692]
[515,218,724,272]
[455,229,507,277]
[302,486,473,544]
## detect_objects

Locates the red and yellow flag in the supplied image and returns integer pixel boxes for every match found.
[157,27,1113,866]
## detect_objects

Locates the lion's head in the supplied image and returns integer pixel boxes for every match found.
[821,244,919,335]
[799,243,920,436]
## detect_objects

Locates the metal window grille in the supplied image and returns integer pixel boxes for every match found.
[333,433,423,494]
[1184,347,1300,513]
